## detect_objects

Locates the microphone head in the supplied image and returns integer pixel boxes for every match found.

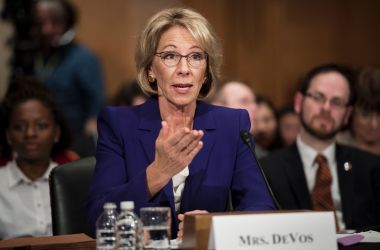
[240,130,252,146]
[240,130,250,140]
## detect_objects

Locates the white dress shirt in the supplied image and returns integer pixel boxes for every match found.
[0,160,57,239]
[172,166,189,212]
[296,136,345,230]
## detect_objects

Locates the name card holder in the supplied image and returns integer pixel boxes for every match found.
[180,210,337,250]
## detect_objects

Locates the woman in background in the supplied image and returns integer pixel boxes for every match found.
[278,106,300,147]
[0,78,77,239]
[253,95,281,158]
[337,67,380,155]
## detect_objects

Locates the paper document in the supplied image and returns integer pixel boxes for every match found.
[337,230,380,246]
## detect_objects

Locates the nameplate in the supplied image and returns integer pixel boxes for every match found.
[208,211,337,250]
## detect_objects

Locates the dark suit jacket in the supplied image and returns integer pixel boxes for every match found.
[260,143,380,230]
[86,97,275,236]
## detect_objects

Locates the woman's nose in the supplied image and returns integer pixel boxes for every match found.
[25,125,37,137]
[176,57,190,75]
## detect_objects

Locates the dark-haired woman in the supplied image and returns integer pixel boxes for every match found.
[0,78,78,239]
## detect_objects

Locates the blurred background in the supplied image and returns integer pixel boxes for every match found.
[1,0,380,108]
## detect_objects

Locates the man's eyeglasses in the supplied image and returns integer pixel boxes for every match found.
[155,51,207,68]
[304,92,348,109]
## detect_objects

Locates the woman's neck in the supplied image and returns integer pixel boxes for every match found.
[356,139,380,155]
[158,98,196,130]
[16,158,51,182]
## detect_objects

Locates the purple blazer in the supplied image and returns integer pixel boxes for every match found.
[86,96,275,236]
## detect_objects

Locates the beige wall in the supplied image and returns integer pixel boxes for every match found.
[73,0,380,107]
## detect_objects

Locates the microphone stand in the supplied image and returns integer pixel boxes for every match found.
[240,130,282,210]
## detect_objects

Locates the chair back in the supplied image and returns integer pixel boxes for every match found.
[49,157,96,237]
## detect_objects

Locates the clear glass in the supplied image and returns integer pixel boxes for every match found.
[140,207,171,250]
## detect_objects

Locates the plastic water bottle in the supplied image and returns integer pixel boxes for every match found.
[96,202,118,250]
[115,201,143,250]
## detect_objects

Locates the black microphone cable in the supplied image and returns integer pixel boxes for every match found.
[240,130,282,210]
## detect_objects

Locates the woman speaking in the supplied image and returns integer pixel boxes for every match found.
[86,7,275,238]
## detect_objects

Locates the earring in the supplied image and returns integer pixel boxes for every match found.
[148,75,155,83]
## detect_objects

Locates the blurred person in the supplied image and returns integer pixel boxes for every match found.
[110,80,148,106]
[0,77,78,239]
[253,95,281,158]
[32,0,105,156]
[337,67,380,155]
[261,64,380,232]
[212,81,256,134]
[278,106,300,146]
[86,7,275,240]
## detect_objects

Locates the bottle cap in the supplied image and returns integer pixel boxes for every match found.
[103,202,117,209]
[120,201,134,210]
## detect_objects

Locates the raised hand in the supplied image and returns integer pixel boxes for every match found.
[146,120,204,197]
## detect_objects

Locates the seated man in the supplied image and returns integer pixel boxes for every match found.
[261,64,380,232]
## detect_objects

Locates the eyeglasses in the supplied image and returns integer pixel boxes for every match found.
[155,51,207,68]
[304,92,348,109]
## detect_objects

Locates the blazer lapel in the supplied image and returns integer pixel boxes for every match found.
[284,143,313,209]
[138,97,174,206]
[180,101,216,212]
[139,97,161,163]
[335,145,354,226]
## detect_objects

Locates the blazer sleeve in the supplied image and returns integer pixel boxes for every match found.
[231,110,276,211]
[86,107,167,232]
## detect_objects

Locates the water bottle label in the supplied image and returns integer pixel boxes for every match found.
[97,228,116,249]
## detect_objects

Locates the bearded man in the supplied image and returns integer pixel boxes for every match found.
[261,64,380,232]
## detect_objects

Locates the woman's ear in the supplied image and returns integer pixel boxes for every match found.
[148,66,156,78]
[148,67,156,83]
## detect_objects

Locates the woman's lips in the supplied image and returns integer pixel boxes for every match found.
[25,143,39,151]
[172,83,193,94]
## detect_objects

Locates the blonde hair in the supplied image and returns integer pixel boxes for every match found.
[135,7,222,98]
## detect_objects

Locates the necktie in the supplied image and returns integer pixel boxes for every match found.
[311,154,334,211]
[311,154,340,231]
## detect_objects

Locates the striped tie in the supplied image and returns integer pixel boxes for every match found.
[311,154,340,231]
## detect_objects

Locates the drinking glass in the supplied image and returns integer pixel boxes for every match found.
[140,207,171,249]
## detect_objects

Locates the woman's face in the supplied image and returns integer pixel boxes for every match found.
[352,106,380,145]
[6,99,60,162]
[253,103,278,148]
[279,112,300,146]
[149,26,207,108]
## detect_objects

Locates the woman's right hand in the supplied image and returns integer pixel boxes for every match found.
[146,120,204,197]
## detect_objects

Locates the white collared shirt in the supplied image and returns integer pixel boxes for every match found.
[296,136,345,230]
[0,160,57,240]
[172,166,189,212]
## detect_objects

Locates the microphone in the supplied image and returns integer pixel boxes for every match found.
[240,130,282,210]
